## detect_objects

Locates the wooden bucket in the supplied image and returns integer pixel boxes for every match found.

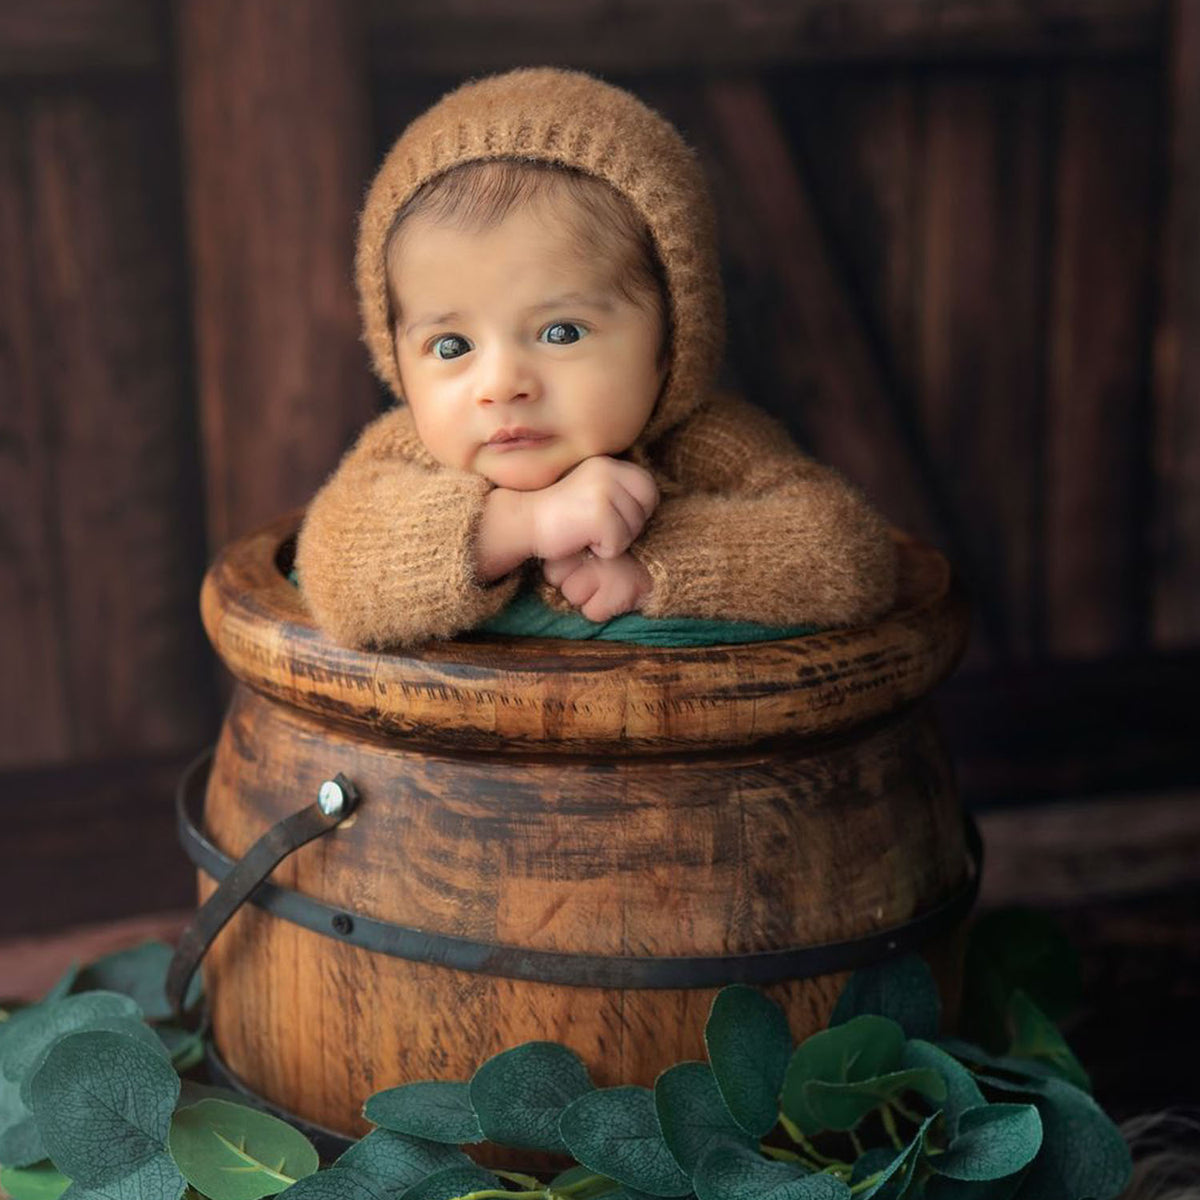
[188,511,971,1143]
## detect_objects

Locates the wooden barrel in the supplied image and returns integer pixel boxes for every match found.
[194,511,971,1144]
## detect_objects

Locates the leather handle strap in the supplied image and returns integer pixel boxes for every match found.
[166,757,359,1019]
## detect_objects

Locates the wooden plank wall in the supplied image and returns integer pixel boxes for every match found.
[1,0,1197,937]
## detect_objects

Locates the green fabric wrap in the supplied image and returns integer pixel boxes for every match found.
[291,571,819,647]
[476,585,820,646]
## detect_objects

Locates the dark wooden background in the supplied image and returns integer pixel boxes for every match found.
[1,1,1197,1106]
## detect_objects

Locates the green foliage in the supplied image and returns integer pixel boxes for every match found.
[930,1105,1042,1182]
[559,1086,691,1196]
[331,1129,471,1191]
[829,956,942,1042]
[692,1141,845,1199]
[780,1016,906,1133]
[168,1099,320,1199]
[363,1082,484,1145]
[703,985,793,1138]
[1,1160,71,1200]
[69,943,201,1022]
[468,1041,593,1154]
[0,933,1130,1200]
[653,1062,754,1175]
[28,1030,180,1189]
[395,1163,501,1199]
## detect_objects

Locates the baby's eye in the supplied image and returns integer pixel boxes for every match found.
[539,322,586,346]
[431,334,472,360]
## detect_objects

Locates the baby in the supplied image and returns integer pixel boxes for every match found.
[296,68,897,648]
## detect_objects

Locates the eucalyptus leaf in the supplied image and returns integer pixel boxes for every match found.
[1,995,141,1085]
[899,1041,984,1139]
[857,1112,937,1200]
[70,944,200,1021]
[469,1041,593,1153]
[692,1141,848,1200]
[333,1129,470,1193]
[44,967,81,1004]
[547,1164,620,1199]
[801,1068,945,1132]
[276,1167,389,1200]
[395,1164,500,1200]
[559,1086,691,1197]
[653,1062,755,1175]
[0,1071,45,1169]
[27,1031,179,1187]
[53,1153,185,1200]
[980,1077,1131,1200]
[849,1148,898,1186]
[1003,992,1090,1092]
[155,1027,206,1073]
[362,1082,484,1145]
[925,1171,1029,1200]
[168,1099,320,1200]
[829,956,941,1041]
[933,1104,1042,1182]
[21,1018,168,1107]
[780,1017,905,1135]
[0,1161,72,1200]
[703,986,793,1138]
[935,1040,1064,1088]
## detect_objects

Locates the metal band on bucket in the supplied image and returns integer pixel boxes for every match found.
[176,748,982,991]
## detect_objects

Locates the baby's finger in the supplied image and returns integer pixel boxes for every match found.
[560,564,601,609]
[542,552,589,586]
[614,462,659,520]
[590,505,637,559]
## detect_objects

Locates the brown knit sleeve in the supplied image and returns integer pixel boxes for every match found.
[630,395,898,627]
[294,408,522,649]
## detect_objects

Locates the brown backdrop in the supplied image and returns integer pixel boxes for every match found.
[0,0,1197,938]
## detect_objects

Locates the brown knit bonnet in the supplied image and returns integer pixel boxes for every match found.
[356,67,725,448]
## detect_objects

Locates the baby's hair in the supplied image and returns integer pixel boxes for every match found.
[383,158,672,362]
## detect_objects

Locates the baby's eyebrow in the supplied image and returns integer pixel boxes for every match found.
[530,292,615,313]
[403,311,461,337]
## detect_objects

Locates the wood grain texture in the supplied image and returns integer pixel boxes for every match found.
[176,0,376,551]
[363,0,1162,73]
[1151,0,1200,646]
[0,752,198,937]
[200,685,966,1141]
[200,513,969,754]
[0,0,165,76]
[1045,65,1157,658]
[918,72,1052,666]
[192,515,970,1143]
[0,89,214,767]
[0,104,71,765]
[703,78,941,545]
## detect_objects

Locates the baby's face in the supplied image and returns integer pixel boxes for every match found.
[390,202,666,492]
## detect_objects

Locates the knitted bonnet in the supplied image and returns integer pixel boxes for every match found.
[356,67,725,447]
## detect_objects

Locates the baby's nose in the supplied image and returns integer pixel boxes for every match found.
[476,347,537,405]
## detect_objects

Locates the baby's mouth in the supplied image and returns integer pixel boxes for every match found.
[487,428,553,448]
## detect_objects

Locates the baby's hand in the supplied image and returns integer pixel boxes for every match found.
[543,551,653,623]
[528,457,658,562]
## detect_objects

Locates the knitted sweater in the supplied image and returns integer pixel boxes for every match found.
[295,392,897,650]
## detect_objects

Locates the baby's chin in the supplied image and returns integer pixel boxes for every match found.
[481,463,573,492]
[478,451,586,492]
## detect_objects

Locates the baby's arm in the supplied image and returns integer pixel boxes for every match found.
[627,395,897,627]
[296,407,523,648]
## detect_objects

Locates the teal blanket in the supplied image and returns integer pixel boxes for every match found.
[290,572,818,647]
[478,586,819,646]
